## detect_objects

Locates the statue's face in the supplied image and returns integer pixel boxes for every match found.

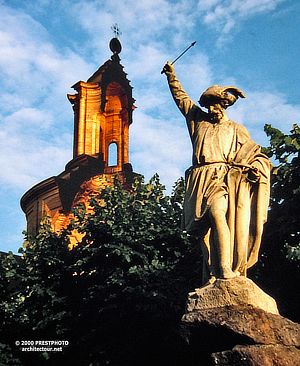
[208,103,226,122]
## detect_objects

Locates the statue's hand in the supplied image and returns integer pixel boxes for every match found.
[247,167,260,184]
[161,61,174,75]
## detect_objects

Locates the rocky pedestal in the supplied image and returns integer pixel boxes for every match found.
[180,277,300,365]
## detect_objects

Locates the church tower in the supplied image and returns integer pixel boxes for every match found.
[68,37,134,173]
[21,37,136,236]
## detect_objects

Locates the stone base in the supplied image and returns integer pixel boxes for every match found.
[186,277,279,314]
[180,278,300,365]
[182,307,300,348]
[212,344,300,366]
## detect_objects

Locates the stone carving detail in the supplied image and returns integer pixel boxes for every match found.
[163,62,272,283]
[71,175,109,212]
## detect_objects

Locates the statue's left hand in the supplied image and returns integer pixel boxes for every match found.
[247,167,260,183]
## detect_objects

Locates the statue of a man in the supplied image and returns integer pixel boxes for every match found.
[163,62,272,284]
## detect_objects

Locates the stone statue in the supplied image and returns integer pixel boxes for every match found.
[163,62,272,284]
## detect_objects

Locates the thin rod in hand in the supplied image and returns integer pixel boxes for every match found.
[161,41,196,74]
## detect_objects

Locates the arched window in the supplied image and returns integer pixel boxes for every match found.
[108,142,118,166]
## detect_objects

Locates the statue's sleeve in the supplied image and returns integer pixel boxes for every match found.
[167,72,195,117]
[166,71,200,137]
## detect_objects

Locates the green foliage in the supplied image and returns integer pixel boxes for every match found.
[0,343,22,365]
[1,174,200,366]
[264,124,300,259]
[19,218,71,326]
[0,252,23,365]
[250,124,300,322]
[286,244,300,262]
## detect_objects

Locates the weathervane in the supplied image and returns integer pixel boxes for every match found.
[111,23,122,39]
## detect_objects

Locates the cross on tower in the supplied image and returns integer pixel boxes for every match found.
[111,23,122,38]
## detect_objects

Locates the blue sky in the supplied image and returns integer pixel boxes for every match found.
[1,0,300,254]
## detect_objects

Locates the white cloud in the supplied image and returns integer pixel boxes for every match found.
[197,0,286,44]
[174,54,213,101]
[226,90,300,147]
[125,43,167,81]
[69,0,197,56]
[0,120,72,189]
[0,5,94,108]
[0,5,93,191]
[130,109,192,191]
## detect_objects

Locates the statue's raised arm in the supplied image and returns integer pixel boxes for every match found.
[163,62,205,140]
[163,62,197,118]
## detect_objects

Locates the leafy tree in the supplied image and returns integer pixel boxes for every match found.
[0,252,23,365]
[0,220,73,365]
[250,124,300,321]
[1,175,200,366]
[264,123,300,256]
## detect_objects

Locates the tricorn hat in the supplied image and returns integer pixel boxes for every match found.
[199,85,246,108]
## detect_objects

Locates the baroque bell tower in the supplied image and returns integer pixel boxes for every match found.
[68,37,134,174]
[21,37,137,236]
